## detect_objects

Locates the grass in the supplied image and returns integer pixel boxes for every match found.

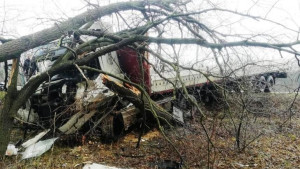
[0,91,6,100]
[2,92,300,168]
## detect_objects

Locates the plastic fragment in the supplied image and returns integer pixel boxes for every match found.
[83,163,124,169]
[22,129,50,148]
[5,144,18,156]
[21,137,58,160]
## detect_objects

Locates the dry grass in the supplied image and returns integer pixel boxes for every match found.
[2,93,300,168]
[0,91,5,100]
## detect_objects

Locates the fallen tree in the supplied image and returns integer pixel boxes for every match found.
[0,0,166,62]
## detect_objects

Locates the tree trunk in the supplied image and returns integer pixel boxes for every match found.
[0,59,19,156]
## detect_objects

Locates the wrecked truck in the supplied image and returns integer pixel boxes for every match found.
[13,41,202,140]
[10,21,287,141]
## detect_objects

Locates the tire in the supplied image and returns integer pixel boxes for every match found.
[256,76,266,92]
[200,84,216,106]
[264,75,274,93]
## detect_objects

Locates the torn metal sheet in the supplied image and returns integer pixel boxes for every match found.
[172,106,184,123]
[22,129,50,148]
[21,137,58,160]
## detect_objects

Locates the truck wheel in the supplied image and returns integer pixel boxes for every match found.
[200,84,215,106]
[264,75,274,93]
[256,76,266,92]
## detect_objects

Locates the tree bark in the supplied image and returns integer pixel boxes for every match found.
[0,59,19,156]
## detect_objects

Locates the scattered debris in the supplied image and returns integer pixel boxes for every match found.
[21,129,50,148]
[235,162,258,168]
[83,163,125,169]
[5,144,18,156]
[21,137,58,160]
[17,108,39,123]
[172,106,184,123]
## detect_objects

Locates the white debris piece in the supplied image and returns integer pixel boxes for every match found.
[125,103,133,109]
[172,106,184,123]
[88,74,114,98]
[235,162,258,167]
[5,144,18,156]
[22,129,50,148]
[83,163,124,169]
[62,84,67,94]
[75,82,86,100]
[21,137,58,160]
[75,76,114,103]
[17,108,39,123]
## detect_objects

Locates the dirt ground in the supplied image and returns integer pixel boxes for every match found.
[2,93,300,168]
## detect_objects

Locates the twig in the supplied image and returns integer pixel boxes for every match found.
[74,63,89,82]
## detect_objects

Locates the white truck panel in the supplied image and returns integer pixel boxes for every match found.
[150,69,217,93]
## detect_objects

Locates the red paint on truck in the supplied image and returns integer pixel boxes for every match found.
[117,47,151,94]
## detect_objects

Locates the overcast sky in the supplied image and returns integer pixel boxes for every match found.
[1,0,299,37]
[1,0,300,73]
